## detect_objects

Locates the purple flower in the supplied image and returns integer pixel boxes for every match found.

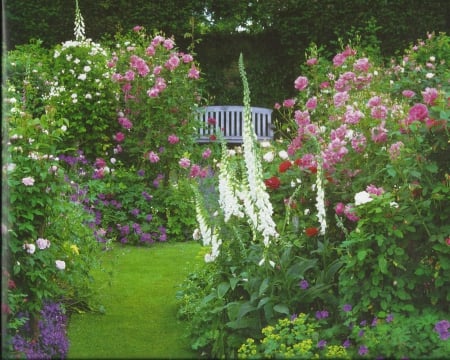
[386,314,394,323]
[317,340,327,349]
[130,208,140,217]
[299,279,309,289]
[358,329,365,337]
[140,233,153,243]
[371,317,378,327]
[434,320,450,340]
[359,345,368,356]
[145,214,153,222]
[343,304,352,312]
[142,191,153,201]
[290,313,298,321]
[137,169,145,177]
[343,339,351,348]
[315,310,329,320]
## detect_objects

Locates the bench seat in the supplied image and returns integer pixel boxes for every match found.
[197,105,273,143]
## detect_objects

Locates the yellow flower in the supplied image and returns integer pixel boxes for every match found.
[70,244,80,255]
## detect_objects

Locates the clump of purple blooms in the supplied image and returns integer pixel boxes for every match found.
[11,302,69,359]
[434,320,449,340]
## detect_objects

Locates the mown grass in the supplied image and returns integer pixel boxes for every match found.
[67,241,203,359]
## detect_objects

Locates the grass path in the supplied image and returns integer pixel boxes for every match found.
[67,241,202,359]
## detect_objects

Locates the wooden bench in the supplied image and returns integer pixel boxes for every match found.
[197,105,273,143]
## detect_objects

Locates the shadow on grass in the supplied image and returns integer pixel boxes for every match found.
[67,241,203,359]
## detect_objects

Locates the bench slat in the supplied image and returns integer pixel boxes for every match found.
[197,106,273,143]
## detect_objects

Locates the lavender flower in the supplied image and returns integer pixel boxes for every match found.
[299,279,309,289]
[434,320,450,340]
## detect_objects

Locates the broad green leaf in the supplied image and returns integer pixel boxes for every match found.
[273,304,290,315]
[217,281,230,298]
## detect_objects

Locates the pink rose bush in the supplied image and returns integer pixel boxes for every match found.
[265,32,449,321]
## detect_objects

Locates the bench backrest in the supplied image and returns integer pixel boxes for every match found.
[197,105,273,143]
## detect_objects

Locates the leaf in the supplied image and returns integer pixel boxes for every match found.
[217,282,230,298]
[273,304,290,315]
[259,277,270,296]
[237,302,257,319]
[378,256,388,274]
[257,297,271,309]
[357,250,368,261]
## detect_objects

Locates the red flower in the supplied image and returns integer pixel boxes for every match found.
[308,166,317,174]
[446,238,450,246]
[305,227,319,237]
[294,158,303,166]
[279,160,292,173]
[264,176,281,190]
[209,134,217,141]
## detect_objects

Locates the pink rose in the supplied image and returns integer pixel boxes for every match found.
[408,103,428,122]
[294,76,309,91]
[422,87,438,105]
[283,98,296,108]
[402,90,416,98]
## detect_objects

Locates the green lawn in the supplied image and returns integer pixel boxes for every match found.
[67,241,203,359]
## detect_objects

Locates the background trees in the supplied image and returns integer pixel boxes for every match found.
[4,0,449,106]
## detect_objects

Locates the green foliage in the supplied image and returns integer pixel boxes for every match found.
[4,102,101,344]
[238,314,348,359]
[238,308,450,359]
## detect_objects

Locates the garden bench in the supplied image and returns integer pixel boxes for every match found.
[197,105,273,143]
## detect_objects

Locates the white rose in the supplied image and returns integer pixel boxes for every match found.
[354,191,373,206]
[278,150,289,160]
[263,151,274,162]
[23,243,36,254]
[55,260,66,270]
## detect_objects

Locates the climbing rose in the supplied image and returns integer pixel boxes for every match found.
[294,76,309,91]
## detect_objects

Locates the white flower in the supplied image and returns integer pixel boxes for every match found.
[315,161,327,235]
[21,177,35,186]
[36,238,51,250]
[192,228,201,240]
[390,201,399,208]
[77,73,87,81]
[110,157,116,164]
[85,93,92,99]
[61,125,67,132]
[6,163,16,172]
[83,65,91,72]
[278,150,289,159]
[354,191,373,206]
[23,243,36,254]
[260,140,271,148]
[263,151,274,162]
[74,58,80,64]
[426,72,435,79]
[55,260,66,270]
[429,56,435,62]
